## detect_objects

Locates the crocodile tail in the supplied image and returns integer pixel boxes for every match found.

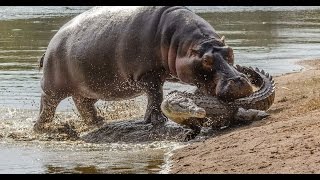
[233,65,276,111]
[38,53,45,70]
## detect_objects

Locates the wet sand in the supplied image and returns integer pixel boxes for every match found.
[169,59,320,174]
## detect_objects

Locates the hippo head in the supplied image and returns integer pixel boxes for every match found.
[176,37,253,102]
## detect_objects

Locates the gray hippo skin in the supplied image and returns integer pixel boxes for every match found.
[34,6,253,133]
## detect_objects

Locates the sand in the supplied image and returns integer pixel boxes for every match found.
[169,59,320,174]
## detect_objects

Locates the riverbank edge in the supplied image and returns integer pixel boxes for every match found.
[168,59,320,174]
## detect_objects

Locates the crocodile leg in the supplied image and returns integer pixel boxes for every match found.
[234,107,269,122]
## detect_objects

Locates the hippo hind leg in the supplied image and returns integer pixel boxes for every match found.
[72,96,104,127]
[33,93,64,133]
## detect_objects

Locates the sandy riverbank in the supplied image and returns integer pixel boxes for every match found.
[169,59,320,174]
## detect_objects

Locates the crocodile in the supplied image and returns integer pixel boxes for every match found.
[161,65,275,130]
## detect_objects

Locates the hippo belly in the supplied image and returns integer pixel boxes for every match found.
[73,72,145,101]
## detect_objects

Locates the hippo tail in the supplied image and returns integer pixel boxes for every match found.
[38,53,45,71]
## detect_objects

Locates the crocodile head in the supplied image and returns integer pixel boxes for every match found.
[160,93,206,124]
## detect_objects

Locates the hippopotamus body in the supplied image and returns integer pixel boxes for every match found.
[34,6,253,132]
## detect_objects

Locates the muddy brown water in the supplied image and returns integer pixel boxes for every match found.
[1,6,320,174]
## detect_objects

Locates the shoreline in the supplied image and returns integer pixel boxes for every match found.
[168,59,320,174]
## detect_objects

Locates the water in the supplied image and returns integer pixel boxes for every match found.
[0,140,176,174]
[1,6,320,174]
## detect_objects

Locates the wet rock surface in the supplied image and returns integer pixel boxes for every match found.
[80,118,262,144]
[81,119,198,143]
[24,116,268,143]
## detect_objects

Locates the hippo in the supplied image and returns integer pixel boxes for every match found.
[34,6,253,133]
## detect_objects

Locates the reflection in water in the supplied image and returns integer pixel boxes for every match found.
[46,165,101,174]
[43,151,164,174]
[0,138,176,174]
[1,7,320,173]
[45,158,163,174]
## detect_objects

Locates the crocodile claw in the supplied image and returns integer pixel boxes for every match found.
[235,108,269,122]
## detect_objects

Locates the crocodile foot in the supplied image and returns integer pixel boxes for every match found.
[235,107,270,122]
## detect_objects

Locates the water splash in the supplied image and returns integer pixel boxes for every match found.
[0,100,184,174]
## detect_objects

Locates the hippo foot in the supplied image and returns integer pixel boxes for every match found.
[33,122,49,134]
[33,122,79,140]
[144,110,168,126]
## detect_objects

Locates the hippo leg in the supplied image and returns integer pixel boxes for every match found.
[33,93,63,133]
[144,88,166,125]
[139,71,167,126]
[72,96,104,127]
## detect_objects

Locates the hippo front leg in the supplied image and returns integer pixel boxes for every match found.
[144,86,167,126]
[139,71,167,126]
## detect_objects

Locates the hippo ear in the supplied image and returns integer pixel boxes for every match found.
[221,36,226,45]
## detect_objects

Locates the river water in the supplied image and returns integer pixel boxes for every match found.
[0,6,320,174]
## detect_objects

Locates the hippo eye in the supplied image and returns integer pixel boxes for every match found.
[202,56,213,71]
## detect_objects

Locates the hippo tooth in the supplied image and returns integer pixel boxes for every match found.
[261,69,265,75]
[255,67,260,72]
